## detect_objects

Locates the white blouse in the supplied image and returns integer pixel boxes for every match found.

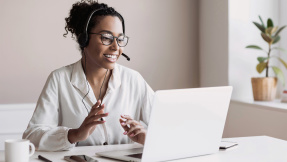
[23,60,154,151]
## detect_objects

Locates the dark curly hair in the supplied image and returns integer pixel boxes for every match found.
[63,0,124,51]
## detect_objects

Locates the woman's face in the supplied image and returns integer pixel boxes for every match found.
[84,16,125,70]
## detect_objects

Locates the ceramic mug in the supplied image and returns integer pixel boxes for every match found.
[5,139,35,162]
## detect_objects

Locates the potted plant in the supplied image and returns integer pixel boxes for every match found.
[246,16,287,101]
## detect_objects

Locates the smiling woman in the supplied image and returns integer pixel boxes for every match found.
[0,0,198,104]
[84,16,126,70]
[22,0,154,151]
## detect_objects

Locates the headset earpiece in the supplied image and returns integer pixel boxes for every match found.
[78,33,88,48]
[78,8,104,49]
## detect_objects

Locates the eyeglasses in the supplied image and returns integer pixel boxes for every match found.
[89,32,129,47]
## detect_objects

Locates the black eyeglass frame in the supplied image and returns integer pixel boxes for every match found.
[89,32,129,47]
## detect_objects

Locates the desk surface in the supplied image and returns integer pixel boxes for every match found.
[1,136,287,162]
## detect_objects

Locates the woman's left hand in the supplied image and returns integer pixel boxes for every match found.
[119,115,146,145]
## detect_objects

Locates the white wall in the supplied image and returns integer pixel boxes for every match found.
[0,0,200,150]
[199,0,287,140]
[224,0,287,141]
[229,0,280,100]
[0,0,199,104]
[1,0,286,150]
[199,0,283,99]
[199,0,229,87]
[279,0,287,92]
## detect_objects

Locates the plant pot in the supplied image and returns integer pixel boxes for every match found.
[251,77,277,101]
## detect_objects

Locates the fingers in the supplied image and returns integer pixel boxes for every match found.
[125,119,139,126]
[75,101,108,142]
[86,112,108,124]
[131,128,146,137]
[83,112,108,130]
[121,114,132,120]
[83,100,108,129]
[120,115,139,126]
[120,115,145,137]
[86,120,106,128]
[126,125,143,136]
[119,118,129,131]
[93,100,102,109]
[88,100,105,118]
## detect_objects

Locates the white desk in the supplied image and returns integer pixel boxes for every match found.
[1,136,287,162]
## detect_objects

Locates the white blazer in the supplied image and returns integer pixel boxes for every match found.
[23,60,154,151]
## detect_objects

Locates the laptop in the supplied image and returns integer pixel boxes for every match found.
[96,86,233,162]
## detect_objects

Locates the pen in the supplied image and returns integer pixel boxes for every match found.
[38,155,52,162]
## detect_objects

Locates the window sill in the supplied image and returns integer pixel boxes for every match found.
[231,98,287,111]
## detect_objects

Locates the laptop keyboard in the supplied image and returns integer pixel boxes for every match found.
[126,153,143,159]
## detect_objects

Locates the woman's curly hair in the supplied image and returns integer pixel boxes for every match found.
[63,0,124,51]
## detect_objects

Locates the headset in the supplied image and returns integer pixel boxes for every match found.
[78,8,130,61]
[79,7,130,146]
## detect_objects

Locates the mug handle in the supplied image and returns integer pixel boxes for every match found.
[29,142,35,157]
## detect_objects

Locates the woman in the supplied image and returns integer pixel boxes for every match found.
[23,0,154,151]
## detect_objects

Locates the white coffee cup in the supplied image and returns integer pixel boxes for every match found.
[5,139,35,162]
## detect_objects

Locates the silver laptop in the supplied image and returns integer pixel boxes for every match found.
[96,86,233,162]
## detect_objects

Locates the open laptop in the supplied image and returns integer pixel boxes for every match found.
[96,86,233,162]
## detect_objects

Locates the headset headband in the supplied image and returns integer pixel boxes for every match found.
[79,8,126,48]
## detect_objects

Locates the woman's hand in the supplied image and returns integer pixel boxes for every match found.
[119,115,147,145]
[68,100,108,144]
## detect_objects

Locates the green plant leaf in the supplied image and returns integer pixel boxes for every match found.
[253,22,265,33]
[272,47,286,52]
[271,26,278,35]
[267,18,273,28]
[272,36,280,44]
[272,66,285,86]
[256,62,267,73]
[278,58,287,69]
[274,25,286,37]
[261,33,272,43]
[259,16,265,28]
[257,57,269,63]
[265,27,274,35]
[246,45,263,50]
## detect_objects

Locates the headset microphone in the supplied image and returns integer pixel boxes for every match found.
[121,53,130,61]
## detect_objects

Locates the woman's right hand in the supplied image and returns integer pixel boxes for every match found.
[68,100,108,144]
